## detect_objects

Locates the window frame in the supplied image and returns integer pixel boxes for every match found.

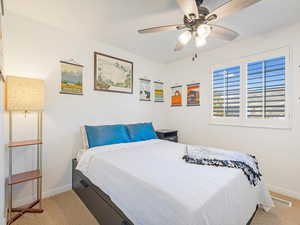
[210,47,292,129]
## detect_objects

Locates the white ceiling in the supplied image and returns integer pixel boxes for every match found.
[6,0,300,63]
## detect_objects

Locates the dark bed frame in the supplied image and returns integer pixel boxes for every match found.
[72,158,258,225]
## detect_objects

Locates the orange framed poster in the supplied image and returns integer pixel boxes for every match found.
[171,85,182,107]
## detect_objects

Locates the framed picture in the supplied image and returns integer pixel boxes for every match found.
[187,83,200,106]
[171,85,182,107]
[154,81,164,102]
[60,61,83,95]
[94,52,133,94]
[139,79,151,101]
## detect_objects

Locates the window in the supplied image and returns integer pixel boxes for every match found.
[211,48,290,129]
[247,57,285,118]
[213,66,240,117]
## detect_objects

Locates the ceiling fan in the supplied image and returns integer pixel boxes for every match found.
[138,0,261,51]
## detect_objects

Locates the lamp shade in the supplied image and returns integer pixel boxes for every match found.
[5,76,44,111]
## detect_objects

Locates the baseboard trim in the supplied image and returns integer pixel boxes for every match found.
[268,184,300,201]
[11,183,300,209]
[14,183,72,207]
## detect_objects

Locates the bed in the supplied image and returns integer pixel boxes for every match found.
[73,138,273,225]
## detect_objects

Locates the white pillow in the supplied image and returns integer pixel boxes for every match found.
[80,126,89,151]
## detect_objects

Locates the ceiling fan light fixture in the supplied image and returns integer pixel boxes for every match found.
[195,36,207,48]
[197,24,211,38]
[138,0,261,52]
[178,31,192,45]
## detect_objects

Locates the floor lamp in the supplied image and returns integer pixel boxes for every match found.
[5,76,45,224]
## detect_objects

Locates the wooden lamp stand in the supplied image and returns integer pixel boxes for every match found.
[6,111,44,225]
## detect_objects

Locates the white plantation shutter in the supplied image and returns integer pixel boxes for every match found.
[213,66,240,117]
[211,47,290,128]
[247,56,286,118]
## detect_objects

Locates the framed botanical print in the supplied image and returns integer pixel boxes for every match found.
[171,85,182,107]
[139,78,151,101]
[154,81,164,102]
[94,52,133,94]
[60,61,83,95]
[187,83,200,106]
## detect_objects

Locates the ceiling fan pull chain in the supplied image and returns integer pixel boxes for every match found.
[192,53,198,61]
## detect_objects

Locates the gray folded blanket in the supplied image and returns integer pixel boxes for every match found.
[183,145,262,186]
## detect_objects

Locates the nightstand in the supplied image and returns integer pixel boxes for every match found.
[156,129,178,142]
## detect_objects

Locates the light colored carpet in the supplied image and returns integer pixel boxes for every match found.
[13,191,300,225]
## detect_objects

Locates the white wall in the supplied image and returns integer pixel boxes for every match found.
[0,74,5,225]
[0,81,4,224]
[165,22,300,199]
[0,15,6,225]
[2,12,169,206]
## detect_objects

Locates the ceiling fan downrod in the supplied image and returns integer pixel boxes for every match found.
[195,0,204,7]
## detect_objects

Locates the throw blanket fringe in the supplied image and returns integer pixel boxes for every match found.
[183,146,262,186]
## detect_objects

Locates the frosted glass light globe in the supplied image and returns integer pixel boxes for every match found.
[195,36,207,48]
[178,31,192,45]
[197,24,211,38]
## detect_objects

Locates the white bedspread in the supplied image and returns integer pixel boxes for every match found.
[77,139,273,225]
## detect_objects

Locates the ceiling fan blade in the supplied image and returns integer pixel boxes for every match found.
[176,0,199,19]
[174,42,185,51]
[209,25,239,41]
[206,0,261,22]
[138,24,186,34]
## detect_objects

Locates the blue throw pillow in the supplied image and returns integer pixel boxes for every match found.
[126,123,158,142]
[85,125,131,148]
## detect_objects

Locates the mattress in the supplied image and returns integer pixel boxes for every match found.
[76,139,273,225]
